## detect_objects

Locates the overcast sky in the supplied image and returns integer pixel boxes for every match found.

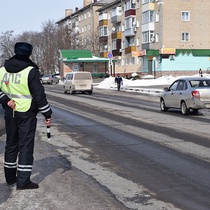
[0,0,83,35]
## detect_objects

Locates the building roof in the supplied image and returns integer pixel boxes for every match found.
[56,1,111,24]
[60,50,115,63]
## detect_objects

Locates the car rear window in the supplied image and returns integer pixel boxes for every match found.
[43,74,50,78]
[190,80,210,87]
[74,73,91,80]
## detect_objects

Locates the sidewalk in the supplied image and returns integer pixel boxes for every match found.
[0,119,128,210]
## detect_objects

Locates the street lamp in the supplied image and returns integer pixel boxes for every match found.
[153,57,156,79]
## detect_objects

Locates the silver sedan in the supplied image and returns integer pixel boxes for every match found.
[160,77,210,115]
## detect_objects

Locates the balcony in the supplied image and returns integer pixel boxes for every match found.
[111,32,122,39]
[142,2,155,12]
[72,21,79,28]
[125,9,136,17]
[125,46,136,54]
[111,6,122,23]
[124,27,137,37]
[99,20,108,27]
[99,36,108,43]
[112,49,122,56]
[100,52,108,58]
[111,15,121,23]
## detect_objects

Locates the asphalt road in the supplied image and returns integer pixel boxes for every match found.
[45,86,210,210]
[1,85,210,210]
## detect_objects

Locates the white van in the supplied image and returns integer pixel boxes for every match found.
[64,72,93,94]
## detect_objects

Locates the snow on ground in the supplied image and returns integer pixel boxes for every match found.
[58,73,210,95]
[94,74,210,95]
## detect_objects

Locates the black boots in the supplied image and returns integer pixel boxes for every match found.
[17,181,39,190]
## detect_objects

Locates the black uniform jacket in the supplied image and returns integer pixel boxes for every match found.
[0,55,52,119]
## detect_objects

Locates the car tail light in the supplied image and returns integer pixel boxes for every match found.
[191,90,200,98]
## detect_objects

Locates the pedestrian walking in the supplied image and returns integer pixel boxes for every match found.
[199,68,203,77]
[105,69,110,78]
[115,73,123,91]
[0,42,52,190]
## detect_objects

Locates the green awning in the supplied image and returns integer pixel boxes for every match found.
[63,58,113,63]
[146,49,159,56]
[60,50,116,62]
[60,50,93,59]
[176,49,210,56]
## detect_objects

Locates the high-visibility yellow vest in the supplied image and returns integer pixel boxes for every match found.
[0,66,33,112]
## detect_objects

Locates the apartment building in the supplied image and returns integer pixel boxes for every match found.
[57,0,210,77]
[98,0,210,76]
[56,0,113,76]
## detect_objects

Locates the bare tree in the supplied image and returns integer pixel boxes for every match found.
[16,31,44,72]
[84,28,100,56]
[0,31,17,65]
[72,26,100,56]
[0,19,73,73]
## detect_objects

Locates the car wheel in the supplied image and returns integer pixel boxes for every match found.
[63,87,67,94]
[160,99,167,112]
[69,87,74,95]
[88,90,93,94]
[180,101,190,115]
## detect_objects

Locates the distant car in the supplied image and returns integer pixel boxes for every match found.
[54,73,61,80]
[160,77,210,115]
[64,72,93,94]
[42,74,59,84]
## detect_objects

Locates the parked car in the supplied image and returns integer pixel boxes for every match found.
[54,73,61,80]
[64,72,93,94]
[160,77,210,115]
[42,74,59,84]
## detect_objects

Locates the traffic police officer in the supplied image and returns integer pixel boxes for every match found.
[0,42,52,190]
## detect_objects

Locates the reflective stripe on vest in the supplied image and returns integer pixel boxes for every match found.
[0,66,33,112]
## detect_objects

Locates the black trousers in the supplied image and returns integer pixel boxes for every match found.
[117,83,121,91]
[4,108,37,188]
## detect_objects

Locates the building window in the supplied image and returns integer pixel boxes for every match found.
[181,32,190,41]
[99,26,108,37]
[137,57,141,65]
[125,17,136,29]
[156,33,159,42]
[136,19,140,27]
[142,31,154,43]
[131,57,135,65]
[137,37,140,46]
[122,58,125,66]
[93,63,97,73]
[122,24,125,32]
[130,37,135,46]
[117,59,121,67]
[142,0,155,4]
[125,0,135,11]
[122,41,124,49]
[156,12,159,22]
[125,37,135,48]
[112,39,117,50]
[126,58,129,65]
[181,11,190,21]
[116,23,121,32]
[142,11,154,24]
[112,8,117,17]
